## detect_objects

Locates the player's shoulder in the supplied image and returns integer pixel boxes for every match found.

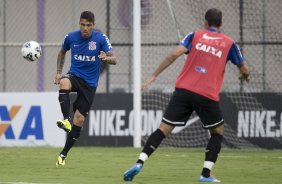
[181,31,195,43]
[194,29,212,37]
[92,30,108,39]
[92,30,112,46]
[184,31,195,38]
[65,30,81,40]
[93,29,104,34]
[203,29,235,43]
[218,32,234,42]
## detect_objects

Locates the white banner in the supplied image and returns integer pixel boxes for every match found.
[0,92,65,147]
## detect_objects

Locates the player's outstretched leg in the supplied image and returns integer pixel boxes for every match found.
[123,128,166,181]
[55,124,82,166]
[123,163,143,181]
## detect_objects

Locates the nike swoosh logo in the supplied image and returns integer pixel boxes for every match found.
[172,116,200,134]
[203,33,222,40]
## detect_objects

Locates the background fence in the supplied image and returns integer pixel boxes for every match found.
[0,0,281,148]
[0,0,281,93]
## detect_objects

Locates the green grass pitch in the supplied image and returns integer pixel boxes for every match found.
[0,147,281,184]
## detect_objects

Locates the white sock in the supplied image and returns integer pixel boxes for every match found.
[203,161,214,170]
[138,152,148,162]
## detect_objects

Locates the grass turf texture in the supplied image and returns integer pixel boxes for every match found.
[0,147,281,184]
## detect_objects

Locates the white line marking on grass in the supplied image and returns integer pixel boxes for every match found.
[221,156,282,159]
[164,154,189,157]
[163,154,251,158]
[0,182,63,184]
[220,155,250,158]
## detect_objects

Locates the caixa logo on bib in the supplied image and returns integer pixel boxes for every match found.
[0,105,43,140]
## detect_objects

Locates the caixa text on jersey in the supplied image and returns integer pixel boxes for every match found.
[74,54,96,62]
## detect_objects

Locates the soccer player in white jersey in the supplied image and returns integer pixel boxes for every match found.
[53,11,117,166]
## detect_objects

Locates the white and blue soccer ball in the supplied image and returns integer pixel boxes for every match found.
[21,41,42,62]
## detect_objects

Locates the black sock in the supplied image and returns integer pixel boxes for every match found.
[60,124,82,156]
[202,168,210,178]
[59,89,71,120]
[136,159,144,164]
[201,133,223,177]
[137,129,165,164]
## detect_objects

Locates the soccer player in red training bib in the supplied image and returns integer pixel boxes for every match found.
[123,8,250,182]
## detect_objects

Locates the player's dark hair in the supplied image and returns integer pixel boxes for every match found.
[80,11,95,23]
[205,8,222,27]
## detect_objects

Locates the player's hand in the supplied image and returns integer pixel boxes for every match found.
[53,74,62,85]
[98,51,107,61]
[98,51,116,65]
[142,75,156,92]
[239,73,250,82]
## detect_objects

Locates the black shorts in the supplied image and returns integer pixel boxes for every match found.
[62,73,96,117]
[162,88,224,129]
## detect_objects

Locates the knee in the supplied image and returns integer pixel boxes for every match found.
[210,124,224,135]
[59,78,71,90]
[159,123,174,137]
[73,111,85,126]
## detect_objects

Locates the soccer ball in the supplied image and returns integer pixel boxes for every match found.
[21,41,42,62]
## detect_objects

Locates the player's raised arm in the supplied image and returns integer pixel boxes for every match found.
[53,48,67,85]
[141,45,187,92]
